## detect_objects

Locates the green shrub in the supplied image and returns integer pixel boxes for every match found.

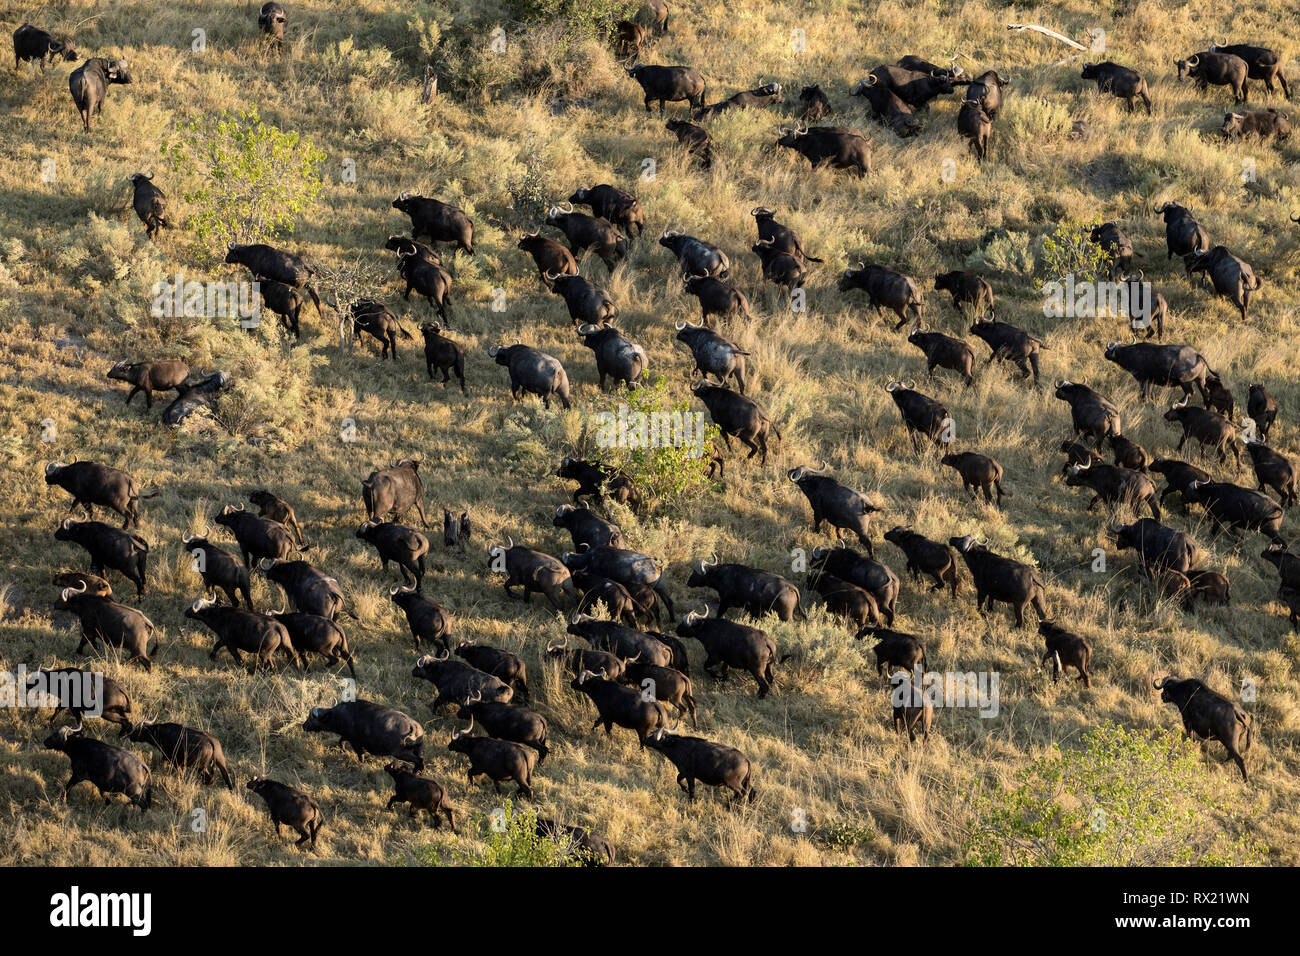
[505,0,636,38]
[428,25,522,101]
[406,3,446,61]
[38,214,170,328]
[964,227,1034,279]
[963,722,1265,867]
[505,140,552,225]
[415,800,581,866]
[814,817,877,852]
[161,109,326,251]
[1037,219,1113,283]
[588,375,720,516]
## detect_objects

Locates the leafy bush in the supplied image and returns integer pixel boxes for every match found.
[406,4,445,61]
[161,109,326,250]
[428,25,523,101]
[813,816,877,852]
[505,0,636,38]
[37,214,169,327]
[963,722,1265,866]
[319,36,402,84]
[505,142,551,225]
[588,375,720,516]
[1037,219,1113,283]
[415,800,581,866]
[964,227,1034,278]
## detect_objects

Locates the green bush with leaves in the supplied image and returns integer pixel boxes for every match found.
[415,800,581,867]
[422,14,531,102]
[814,817,877,853]
[406,2,446,62]
[1037,219,1114,284]
[589,375,720,516]
[963,721,1265,867]
[506,145,551,226]
[161,109,326,250]
[505,0,636,38]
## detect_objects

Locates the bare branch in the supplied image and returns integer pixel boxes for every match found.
[1006,23,1088,51]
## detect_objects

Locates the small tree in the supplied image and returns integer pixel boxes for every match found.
[963,721,1264,867]
[506,0,636,37]
[415,800,581,867]
[1038,219,1114,283]
[588,375,720,516]
[161,108,326,250]
[314,253,387,347]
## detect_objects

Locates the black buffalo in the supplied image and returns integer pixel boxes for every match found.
[419,322,466,391]
[645,729,755,802]
[686,557,803,622]
[303,700,425,771]
[567,184,644,238]
[44,725,151,810]
[839,264,923,329]
[1185,246,1261,320]
[949,535,1047,627]
[392,193,475,258]
[682,274,752,324]
[213,503,297,570]
[45,460,150,529]
[691,382,780,465]
[1154,676,1251,780]
[675,321,748,392]
[1154,201,1210,260]
[907,330,975,386]
[124,721,234,789]
[389,584,453,650]
[225,243,322,317]
[107,358,190,409]
[489,344,572,409]
[776,126,872,177]
[13,24,78,71]
[1103,342,1213,402]
[883,526,960,597]
[1109,518,1204,574]
[1175,51,1249,103]
[54,519,148,597]
[625,63,706,112]
[68,57,131,131]
[1080,61,1151,113]
[676,606,779,697]
[1208,43,1290,98]
[362,458,427,526]
[885,381,950,450]
[787,464,878,551]
[128,173,169,240]
[1053,380,1121,447]
[54,583,156,670]
[247,776,322,847]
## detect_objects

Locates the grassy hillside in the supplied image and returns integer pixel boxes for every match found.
[1,0,1298,865]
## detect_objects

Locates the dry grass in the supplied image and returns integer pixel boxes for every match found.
[1,0,1299,866]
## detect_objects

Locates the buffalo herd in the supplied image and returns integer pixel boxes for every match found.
[13,4,1297,864]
